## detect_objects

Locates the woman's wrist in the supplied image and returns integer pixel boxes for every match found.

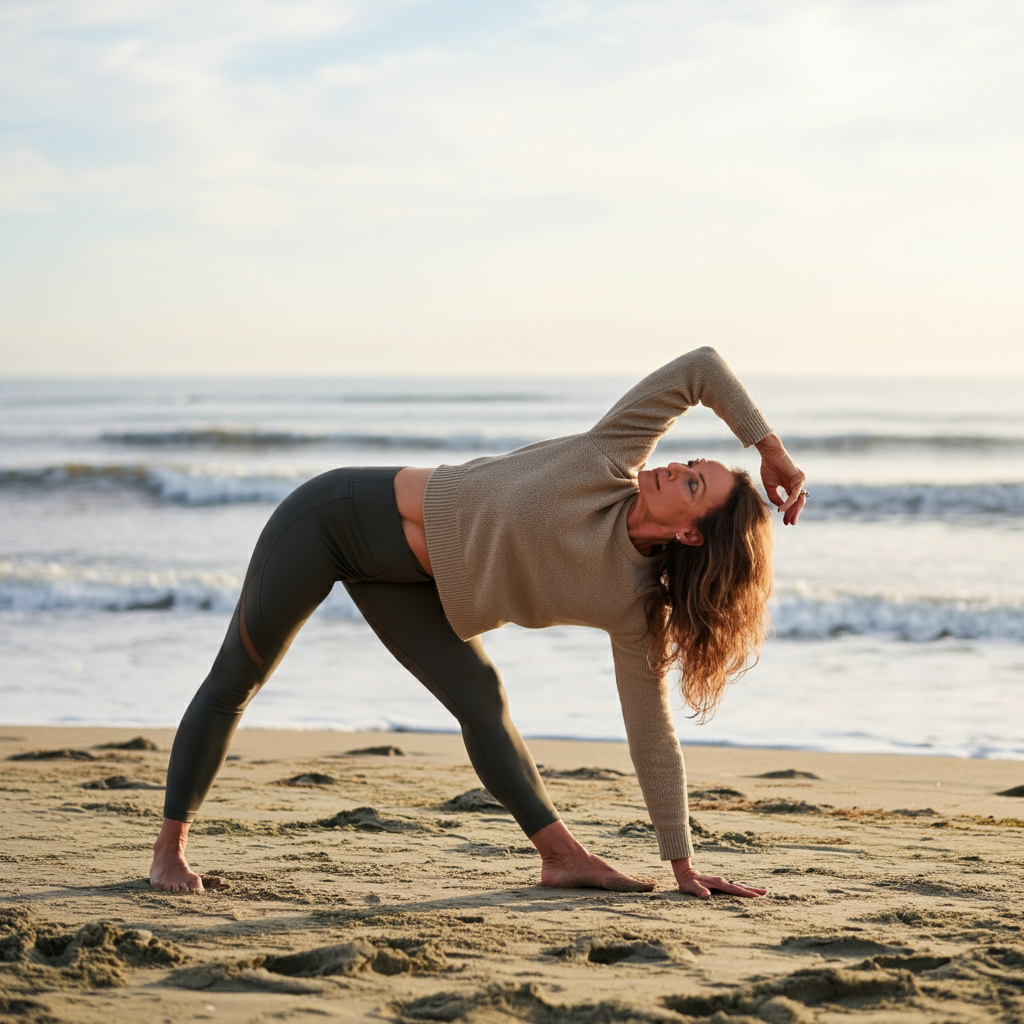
[670,857,695,883]
[754,432,785,458]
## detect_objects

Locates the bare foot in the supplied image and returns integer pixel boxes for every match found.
[150,817,207,893]
[532,820,654,892]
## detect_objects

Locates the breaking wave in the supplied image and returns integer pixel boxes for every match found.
[99,428,542,450]
[781,432,1024,454]
[0,559,359,617]
[772,586,1024,642]
[0,464,303,505]
[3,464,1024,517]
[802,481,1024,518]
[2,560,1022,643]
[77,426,1024,455]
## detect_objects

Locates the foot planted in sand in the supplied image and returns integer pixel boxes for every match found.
[150,818,228,892]
[531,820,655,892]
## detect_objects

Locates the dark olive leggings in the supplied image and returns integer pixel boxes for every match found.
[164,466,559,838]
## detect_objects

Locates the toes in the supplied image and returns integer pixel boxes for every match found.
[601,875,655,893]
[150,878,208,893]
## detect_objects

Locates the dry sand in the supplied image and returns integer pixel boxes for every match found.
[2,725,1024,1023]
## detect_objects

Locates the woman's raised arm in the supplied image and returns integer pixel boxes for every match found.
[588,347,773,476]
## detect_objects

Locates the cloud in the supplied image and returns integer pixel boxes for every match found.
[0,0,1022,374]
[2,0,1021,226]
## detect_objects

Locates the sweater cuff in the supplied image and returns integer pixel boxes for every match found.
[731,407,772,448]
[656,827,694,861]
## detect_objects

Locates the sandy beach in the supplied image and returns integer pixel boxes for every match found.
[2,725,1024,1023]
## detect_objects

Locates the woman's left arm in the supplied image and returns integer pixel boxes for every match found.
[672,858,767,899]
[611,639,765,897]
[755,432,807,526]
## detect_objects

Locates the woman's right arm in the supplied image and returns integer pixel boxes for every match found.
[588,347,772,476]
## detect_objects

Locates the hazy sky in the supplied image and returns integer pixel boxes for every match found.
[1,0,1022,376]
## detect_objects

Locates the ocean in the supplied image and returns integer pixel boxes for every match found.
[1,372,1022,759]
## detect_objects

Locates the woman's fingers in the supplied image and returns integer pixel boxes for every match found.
[761,452,801,503]
[762,447,807,526]
[779,476,807,525]
[709,882,768,897]
[777,479,805,510]
[677,872,766,900]
[782,492,806,526]
[701,875,767,897]
[760,467,787,507]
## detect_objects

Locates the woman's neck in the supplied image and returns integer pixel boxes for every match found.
[626,495,665,556]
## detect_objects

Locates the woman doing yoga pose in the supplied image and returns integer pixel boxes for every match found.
[150,347,806,898]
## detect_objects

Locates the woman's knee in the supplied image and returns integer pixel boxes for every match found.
[201,645,266,714]
[455,663,514,729]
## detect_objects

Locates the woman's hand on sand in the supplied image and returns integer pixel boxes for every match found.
[672,858,766,899]
[754,432,806,526]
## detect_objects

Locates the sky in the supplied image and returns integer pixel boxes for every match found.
[0,0,1022,377]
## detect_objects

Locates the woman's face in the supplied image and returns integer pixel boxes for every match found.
[636,459,735,540]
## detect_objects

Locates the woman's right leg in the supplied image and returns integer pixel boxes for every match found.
[152,473,354,890]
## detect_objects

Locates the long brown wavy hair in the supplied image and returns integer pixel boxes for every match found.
[644,469,774,720]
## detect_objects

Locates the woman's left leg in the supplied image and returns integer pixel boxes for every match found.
[344,579,560,837]
[346,580,653,890]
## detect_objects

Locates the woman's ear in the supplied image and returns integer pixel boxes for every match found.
[676,525,704,547]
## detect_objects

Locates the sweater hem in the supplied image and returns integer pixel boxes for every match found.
[656,829,694,860]
[423,464,477,641]
[731,408,772,448]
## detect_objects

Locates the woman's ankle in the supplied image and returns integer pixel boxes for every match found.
[530,819,584,860]
[154,817,191,853]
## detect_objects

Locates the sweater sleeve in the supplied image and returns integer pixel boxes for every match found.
[610,636,693,860]
[588,346,772,475]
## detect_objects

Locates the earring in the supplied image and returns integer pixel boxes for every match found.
[674,533,679,542]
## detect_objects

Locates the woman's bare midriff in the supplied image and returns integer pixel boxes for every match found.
[393,466,436,576]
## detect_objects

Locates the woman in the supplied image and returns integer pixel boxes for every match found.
[150,346,806,899]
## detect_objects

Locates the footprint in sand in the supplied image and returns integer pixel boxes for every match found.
[400,981,680,1023]
[95,736,160,751]
[0,908,189,989]
[665,962,918,1018]
[168,938,447,990]
[441,788,507,812]
[275,773,336,787]
[539,766,630,781]
[586,940,674,964]
[688,786,745,801]
[754,769,821,780]
[779,935,911,957]
[8,748,97,761]
[81,775,164,790]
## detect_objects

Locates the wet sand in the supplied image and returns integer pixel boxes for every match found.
[2,725,1024,1023]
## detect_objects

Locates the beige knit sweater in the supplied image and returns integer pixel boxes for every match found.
[423,347,772,859]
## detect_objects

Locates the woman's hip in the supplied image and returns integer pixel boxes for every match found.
[252,466,431,585]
